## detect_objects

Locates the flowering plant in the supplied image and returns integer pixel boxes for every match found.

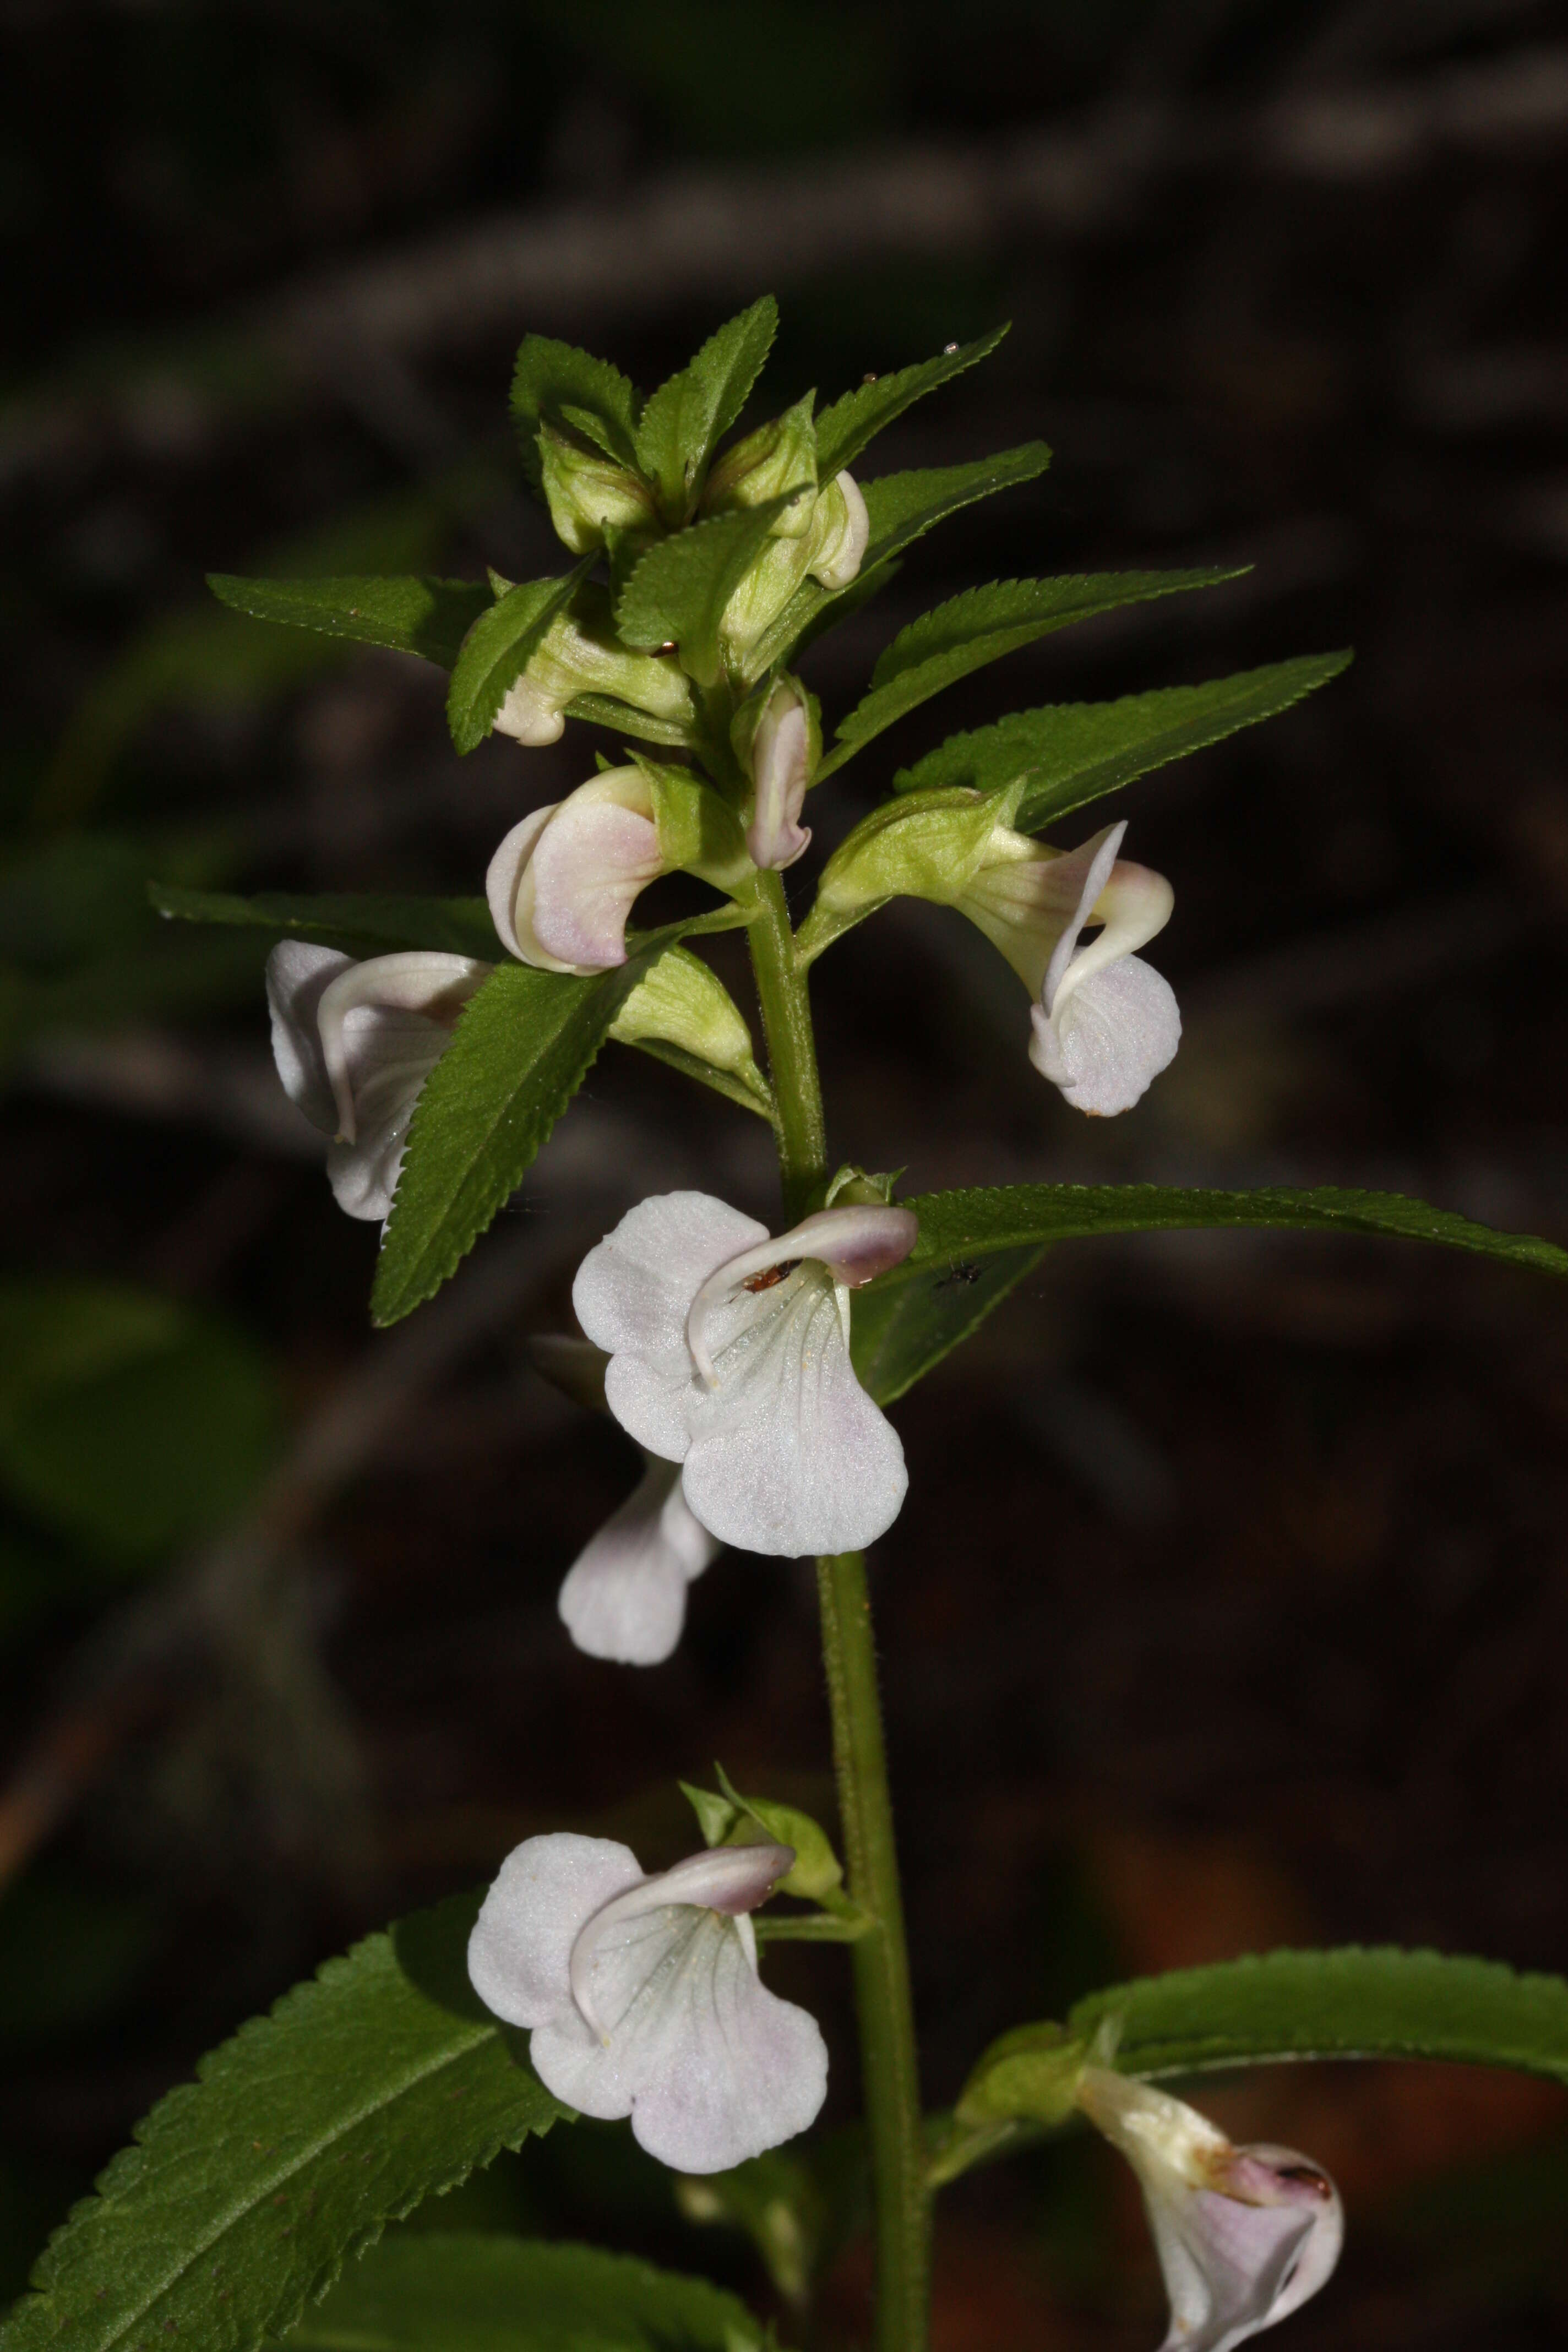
[10,300,1568,2352]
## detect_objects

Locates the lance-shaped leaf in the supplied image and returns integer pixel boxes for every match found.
[814,324,1011,478]
[635,296,778,519]
[150,883,502,961]
[510,335,643,486]
[745,443,1052,678]
[0,1894,565,2352]
[371,955,649,1326]
[205,575,493,669]
[446,563,591,754]
[614,499,795,686]
[1071,1948,1568,2086]
[851,1182,1568,1407]
[291,2234,766,2352]
[562,689,700,750]
[894,651,1355,825]
[818,569,1247,781]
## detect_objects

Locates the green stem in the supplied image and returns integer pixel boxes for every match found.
[745,881,929,2351]
[745,868,828,1221]
[817,1550,930,2352]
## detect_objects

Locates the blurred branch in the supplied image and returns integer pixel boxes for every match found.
[5,41,1565,494]
[0,1221,553,1891]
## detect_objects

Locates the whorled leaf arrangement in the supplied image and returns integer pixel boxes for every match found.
[14,295,1545,2352]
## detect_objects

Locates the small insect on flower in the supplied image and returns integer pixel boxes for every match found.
[741,1258,801,1293]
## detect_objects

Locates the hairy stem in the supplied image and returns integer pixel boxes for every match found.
[743,885,929,2348]
[745,868,828,1222]
[818,1549,930,2352]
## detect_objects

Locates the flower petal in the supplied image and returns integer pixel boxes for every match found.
[1078,2070,1343,2352]
[466,1830,644,2029]
[575,1193,769,1458]
[265,941,352,1135]
[485,805,557,961]
[538,1850,825,2171]
[315,952,489,1141]
[558,1455,720,1665]
[681,1271,907,1555]
[747,688,812,872]
[1030,954,1181,1115]
[686,1204,919,1386]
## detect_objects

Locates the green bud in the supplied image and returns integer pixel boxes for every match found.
[824,1165,903,1208]
[494,583,696,748]
[538,421,660,556]
[796,783,1021,964]
[684,1766,845,1903]
[609,946,771,1115]
[954,2021,1088,2130]
[718,466,870,671]
[701,394,818,536]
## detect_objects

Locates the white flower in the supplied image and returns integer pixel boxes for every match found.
[1077,2067,1343,2352]
[558,1453,720,1665]
[486,770,667,974]
[467,1832,828,2173]
[572,1193,917,1558]
[745,678,813,872]
[960,818,1179,1115]
[265,941,488,1220]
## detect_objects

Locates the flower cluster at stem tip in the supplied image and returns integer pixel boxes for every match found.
[254,336,1343,2342]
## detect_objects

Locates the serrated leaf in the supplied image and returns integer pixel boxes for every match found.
[851,1243,1045,1406]
[0,1894,564,2352]
[1071,1947,1568,2087]
[814,324,1010,478]
[149,883,502,961]
[745,445,1052,678]
[204,576,493,669]
[509,336,642,488]
[290,2233,764,2352]
[852,1182,1568,1403]
[371,952,658,1326]
[634,296,778,518]
[894,652,1354,825]
[445,564,589,754]
[614,500,792,685]
[818,569,1246,781]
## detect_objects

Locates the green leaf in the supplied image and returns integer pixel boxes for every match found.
[814,323,1010,478]
[204,576,493,669]
[371,955,652,1327]
[0,1279,279,1564]
[635,296,778,518]
[509,335,642,487]
[0,1895,565,2352]
[290,2233,764,2352]
[614,500,791,686]
[851,1243,1045,1407]
[445,564,590,754]
[1072,1947,1568,2087]
[894,651,1355,825]
[818,569,1247,780]
[852,1182,1568,1405]
[745,445,1052,678]
[149,883,502,962]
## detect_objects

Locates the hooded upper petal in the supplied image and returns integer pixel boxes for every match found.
[1077,2068,1343,2352]
[746,682,812,872]
[468,1832,828,2174]
[557,1454,720,1665]
[487,773,665,975]
[266,941,352,1134]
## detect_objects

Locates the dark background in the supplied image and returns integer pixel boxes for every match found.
[2,2,1566,2344]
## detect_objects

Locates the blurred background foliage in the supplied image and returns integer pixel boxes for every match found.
[2,1,1567,2344]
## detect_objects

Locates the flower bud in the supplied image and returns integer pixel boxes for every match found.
[493,583,696,749]
[486,769,665,973]
[609,945,771,1113]
[719,469,870,665]
[701,395,818,535]
[537,422,660,557]
[733,675,818,871]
